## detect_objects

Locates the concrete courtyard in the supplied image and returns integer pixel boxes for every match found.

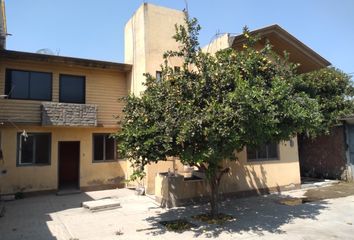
[0,183,354,240]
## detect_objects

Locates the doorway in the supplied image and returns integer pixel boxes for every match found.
[58,141,80,190]
[347,125,354,180]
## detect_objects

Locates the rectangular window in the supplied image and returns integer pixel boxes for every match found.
[247,142,279,162]
[93,134,117,162]
[5,69,52,100]
[156,71,162,82]
[59,74,85,103]
[17,133,51,166]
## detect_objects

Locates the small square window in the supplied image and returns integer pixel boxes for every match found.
[93,134,117,162]
[59,74,85,104]
[17,133,51,166]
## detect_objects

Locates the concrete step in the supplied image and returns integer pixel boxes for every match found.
[82,198,121,212]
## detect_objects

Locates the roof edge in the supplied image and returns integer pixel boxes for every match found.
[231,24,331,67]
[0,49,132,71]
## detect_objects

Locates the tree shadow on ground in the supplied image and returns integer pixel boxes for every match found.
[144,194,328,238]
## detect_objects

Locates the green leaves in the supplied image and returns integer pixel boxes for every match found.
[296,67,354,135]
[115,14,353,178]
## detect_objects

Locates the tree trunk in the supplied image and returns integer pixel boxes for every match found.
[208,166,230,218]
[209,174,219,217]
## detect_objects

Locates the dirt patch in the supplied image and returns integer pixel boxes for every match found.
[278,198,312,206]
[159,219,196,232]
[304,182,354,201]
[278,182,354,206]
[191,213,234,225]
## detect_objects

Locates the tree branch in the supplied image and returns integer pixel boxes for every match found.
[217,167,230,182]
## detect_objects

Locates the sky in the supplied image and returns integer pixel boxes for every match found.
[5,0,354,75]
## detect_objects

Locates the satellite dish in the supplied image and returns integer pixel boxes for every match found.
[36,48,55,55]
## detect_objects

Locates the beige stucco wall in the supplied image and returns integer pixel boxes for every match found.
[0,126,127,194]
[124,4,147,96]
[201,33,231,55]
[125,3,185,95]
[219,138,300,194]
[154,137,301,204]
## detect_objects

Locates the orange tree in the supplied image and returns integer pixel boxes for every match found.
[114,13,350,217]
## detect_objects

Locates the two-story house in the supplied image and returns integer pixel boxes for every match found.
[0,2,330,199]
[0,49,131,194]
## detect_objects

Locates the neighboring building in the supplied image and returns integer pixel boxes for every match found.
[0,2,331,200]
[299,119,354,181]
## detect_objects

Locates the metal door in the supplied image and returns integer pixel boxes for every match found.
[347,125,354,179]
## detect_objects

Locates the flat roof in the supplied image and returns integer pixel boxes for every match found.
[0,49,132,72]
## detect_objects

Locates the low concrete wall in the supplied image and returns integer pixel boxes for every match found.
[155,173,209,208]
[155,172,300,208]
[145,157,184,195]
[154,138,301,207]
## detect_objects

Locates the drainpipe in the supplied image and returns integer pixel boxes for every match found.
[0,0,7,49]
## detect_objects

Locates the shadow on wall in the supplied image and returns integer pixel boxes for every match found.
[156,159,284,208]
[0,193,94,239]
[145,193,328,237]
[219,160,277,195]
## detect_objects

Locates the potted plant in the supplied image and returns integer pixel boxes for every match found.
[124,169,146,195]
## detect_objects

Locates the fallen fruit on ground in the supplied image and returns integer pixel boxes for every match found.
[192,213,234,225]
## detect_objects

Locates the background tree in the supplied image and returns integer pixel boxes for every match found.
[115,12,351,217]
[295,68,354,134]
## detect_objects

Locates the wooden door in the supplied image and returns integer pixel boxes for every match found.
[58,141,80,190]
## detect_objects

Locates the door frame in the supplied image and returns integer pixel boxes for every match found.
[57,141,81,190]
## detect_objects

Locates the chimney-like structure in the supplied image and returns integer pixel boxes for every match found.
[0,0,6,49]
[124,3,185,96]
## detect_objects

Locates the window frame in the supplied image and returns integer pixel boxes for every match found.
[16,132,52,166]
[5,68,53,101]
[246,142,280,162]
[92,133,117,163]
[59,74,86,104]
